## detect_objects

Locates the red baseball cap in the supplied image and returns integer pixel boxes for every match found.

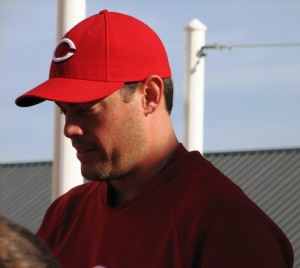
[15,10,171,107]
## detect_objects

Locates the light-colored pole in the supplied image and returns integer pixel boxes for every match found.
[184,19,207,154]
[52,0,86,200]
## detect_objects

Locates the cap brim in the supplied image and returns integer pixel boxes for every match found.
[15,78,124,107]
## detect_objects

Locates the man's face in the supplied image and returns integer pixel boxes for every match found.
[56,90,147,181]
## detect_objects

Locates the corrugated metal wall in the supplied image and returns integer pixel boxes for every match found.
[0,162,52,232]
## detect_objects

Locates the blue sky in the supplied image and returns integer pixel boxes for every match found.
[1,0,300,163]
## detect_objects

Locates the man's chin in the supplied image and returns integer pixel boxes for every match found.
[81,164,112,182]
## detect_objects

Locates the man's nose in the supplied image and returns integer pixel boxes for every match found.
[64,118,83,138]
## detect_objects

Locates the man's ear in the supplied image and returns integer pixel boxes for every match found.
[140,75,164,116]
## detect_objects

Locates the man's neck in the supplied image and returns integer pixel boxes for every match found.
[108,137,179,208]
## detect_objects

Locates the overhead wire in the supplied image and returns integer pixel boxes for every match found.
[198,42,300,57]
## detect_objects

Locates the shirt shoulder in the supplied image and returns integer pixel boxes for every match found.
[162,145,294,267]
[37,182,101,242]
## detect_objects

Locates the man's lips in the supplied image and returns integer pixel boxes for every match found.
[72,140,96,153]
[75,147,96,153]
[75,147,99,163]
[71,140,106,161]
[72,142,97,156]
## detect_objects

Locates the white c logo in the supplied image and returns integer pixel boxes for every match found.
[52,38,76,63]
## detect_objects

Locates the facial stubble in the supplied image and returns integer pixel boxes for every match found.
[80,106,147,182]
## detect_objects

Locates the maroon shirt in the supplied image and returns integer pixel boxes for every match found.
[37,144,294,267]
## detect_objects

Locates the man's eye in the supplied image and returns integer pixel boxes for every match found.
[80,109,91,114]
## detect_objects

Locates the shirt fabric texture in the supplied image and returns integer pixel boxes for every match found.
[37,144,294,268]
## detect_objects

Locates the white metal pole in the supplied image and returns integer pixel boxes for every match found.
[52,0,86,200]
[184,19,207,154]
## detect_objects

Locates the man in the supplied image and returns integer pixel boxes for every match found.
[16,10,293,268]
[0,216,60,268]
